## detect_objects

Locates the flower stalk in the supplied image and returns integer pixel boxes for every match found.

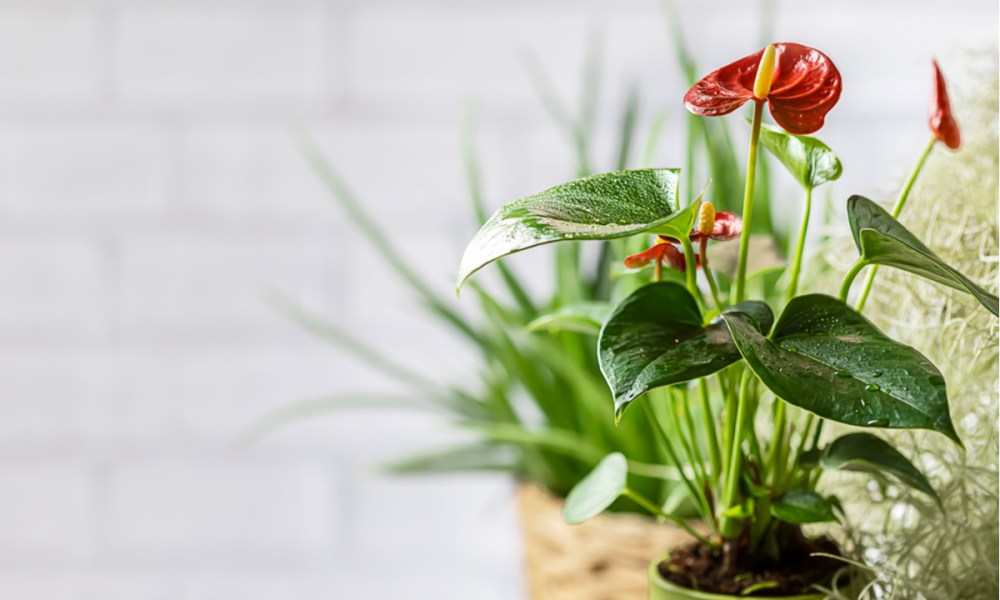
[734,100,765,304]
[854,135,937,310]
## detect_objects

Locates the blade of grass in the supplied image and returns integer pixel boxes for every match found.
[461,421,607,465]
[292,129,484,346]
[595,86,641,300]
[384,443,517,474]
[461,103,536,316]
[577,27,604,177]
[239,393,431,443]
[641,110,669,168]
[268,292,436,392]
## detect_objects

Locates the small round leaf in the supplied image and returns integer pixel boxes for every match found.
[562,453,628,525]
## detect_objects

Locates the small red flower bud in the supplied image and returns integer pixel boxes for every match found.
[930,59,961,150]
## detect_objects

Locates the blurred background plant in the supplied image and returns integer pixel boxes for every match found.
[249,0,801,512]
[814,42,998,600]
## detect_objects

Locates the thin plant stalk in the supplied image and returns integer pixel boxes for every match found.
[700,238,724,308]
[699,378,723,479]
[784,186,813,303]
[622,488,716,546]
[641,399,712,523]
[853,135,937,310]
[679,236,700,300]
[720,370,754,537]
[734,100,765,303]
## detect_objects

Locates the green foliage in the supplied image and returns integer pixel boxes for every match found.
[755,121,842,190]
[820,432,939,503]
[562,453,628,524]
[597,282,772,417]
[847,195,999,315]
[724,294,961,444]
[526,302,612,336]
[770,489,838,524]
[457,169,683,291]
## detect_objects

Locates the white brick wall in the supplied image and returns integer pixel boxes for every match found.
[0,1,992,598]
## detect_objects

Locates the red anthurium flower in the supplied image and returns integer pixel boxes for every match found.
[684,42,842,135]
[624,240,700,272]
[929,59,960,150]
[689,210,742,242]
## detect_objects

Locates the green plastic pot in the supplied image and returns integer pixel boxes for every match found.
[648,557,825,600]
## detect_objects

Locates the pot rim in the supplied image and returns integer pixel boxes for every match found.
[648,556,826,600]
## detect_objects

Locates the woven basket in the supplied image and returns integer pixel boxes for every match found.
[518,483,696,600]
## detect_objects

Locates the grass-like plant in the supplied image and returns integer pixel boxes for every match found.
[457,42,997,595]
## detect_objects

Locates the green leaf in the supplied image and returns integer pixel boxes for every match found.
[598,282,774,419]
[562,452,628,525]
[239,393,434,444]
[457,169,684,290]
[721,499,754,519]
[821,432,940,503]
[526,302,612,335]
[384,444,514,474]
[753,121,842,189]
[742,582,780,596]
[848,195,998,316]
[722,294,961,445]
[770,488,837,524]
[460,421,605,464]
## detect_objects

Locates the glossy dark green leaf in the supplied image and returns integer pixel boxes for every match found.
[457,169,684,290]
[821,432,939,503]
[599,282,773,419]
[722,294,961,445]
[526,302,612,335]
[848,195,998,316]
[562,453,628,525]
[770,488,837,524]
[753,121,842,189]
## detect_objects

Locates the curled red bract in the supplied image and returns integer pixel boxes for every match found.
[684,43,842,135]
[929,60,960,150]
[689,211,742,242]
[624,242,699,272]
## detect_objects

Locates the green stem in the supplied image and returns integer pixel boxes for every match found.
[666,388,714,522]
[786,412,815,489]
[734,101,765,303]
[838,260,867,302]
[701,238,724,309]
[623,488,716,547]
[699,378,722,479]
[764,400,786,485]
[784,186,813,304]
[679,236,700,301]
[641,398,711,522]
[855,136,937,311]
[720,370,753,538]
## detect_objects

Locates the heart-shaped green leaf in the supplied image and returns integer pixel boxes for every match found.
[562,452,628,525]
[770,489,837,524]
[526,301,612,336]
[722,294,961,445]
[848,195,998,316]
[599,282,774,419]
[458,169,684,291]
[821,432,939,503]
[754,121,842,189]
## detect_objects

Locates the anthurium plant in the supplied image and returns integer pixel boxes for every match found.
[458,42,998,595]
